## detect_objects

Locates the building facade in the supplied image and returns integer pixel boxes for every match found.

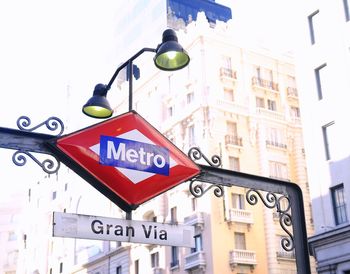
[0,194,24,274]
[109,14,314,273]
[12,4,318,274]
[294,1,350,273]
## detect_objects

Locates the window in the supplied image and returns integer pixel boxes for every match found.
[255,66,262,79]
[227,121,238,136]
[8,231,17,241]
[52,191,57,200]
[192,234,203,253]
[171,207,177,224]
[151,252,159,268]
[224,88,234,101]
[186,92,194,104]
[59,262,63,273]
[229,156,240,171]
[266,68,273,82]
[315,63,327,100]
[168,106,174,117]
[232,193,245,210]
[266,127,286,148]
[168,74,173,93]
[234,232,246,250]
[344,0,350,21]
[188,125,195,146]
[191,197,197,212]
[256,97,265,108]
[171,246,179,267]
[308,10,319,44]
[290,106,300,118]
[116,266,122,274]
[322,121,335,160]
[267,99,276,111]
[269,161,288,179]
[221,55,232,70]
[331,184,348,225]
[64,183,68,191]
[134,260,139,274]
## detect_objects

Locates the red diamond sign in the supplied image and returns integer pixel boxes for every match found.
[48,111,200,211]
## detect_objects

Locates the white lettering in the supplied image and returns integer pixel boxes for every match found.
[126,149,138,163]
[107,141,125,161]
[105,140,166,168]
[153,154,166,168]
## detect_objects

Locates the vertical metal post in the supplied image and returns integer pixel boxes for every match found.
[128,60,133,112]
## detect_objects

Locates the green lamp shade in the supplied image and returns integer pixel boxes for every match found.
[82,84,113,118]
[154,29,190,71]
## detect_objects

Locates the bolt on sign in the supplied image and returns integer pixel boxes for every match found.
[48,111,200,211]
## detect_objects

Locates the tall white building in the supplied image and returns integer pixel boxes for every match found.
[295,1,350,273]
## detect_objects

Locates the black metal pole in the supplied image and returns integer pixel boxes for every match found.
[106,47,156,91]
[196,164,311,274]
[128,60,133,111]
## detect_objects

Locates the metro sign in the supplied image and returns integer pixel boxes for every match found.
[48,111,200,211]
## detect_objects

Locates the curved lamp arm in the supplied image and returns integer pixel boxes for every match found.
[83,29,190,119]
[106,47,156,90]
[106,47,157,112]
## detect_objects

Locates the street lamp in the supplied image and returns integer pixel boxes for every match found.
[82,29,190,119]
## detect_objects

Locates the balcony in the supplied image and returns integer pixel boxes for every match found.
[229,249,257,269]
[220,67,237,79]
[256,107,285,121]
[215,99,249,116]
[184,212,205,230]
[184,251,206,271]
[287,87,298,98]
[276,250,295,260]
[266,140,287,149]
[225,134,243,146]
[152,267,163,274]
[228,208,254,224]
[252,76,279,92]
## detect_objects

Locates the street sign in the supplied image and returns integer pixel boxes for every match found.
[53,212,195,248]
[48,111,200,211]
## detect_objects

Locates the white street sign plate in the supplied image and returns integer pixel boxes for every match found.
[52,212,195,248]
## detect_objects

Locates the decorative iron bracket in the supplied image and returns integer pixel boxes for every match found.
[0,116,63,174]
[188,147,310,274]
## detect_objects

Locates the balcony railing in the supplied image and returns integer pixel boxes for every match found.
[276,250,296,260]
[229,249,257,267]
[225,134,243,146]
[252,76,279,91]
[287,87,298,97]
[256,108,285,121]
[228,208,254,224]
[152,267,163,274]
[216,99,249,115]
[184,212,205,229]
[220,67,237,79]
[266,140,287,149]
[184,251,206,270]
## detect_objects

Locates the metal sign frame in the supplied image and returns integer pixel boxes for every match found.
[0,116,311,273]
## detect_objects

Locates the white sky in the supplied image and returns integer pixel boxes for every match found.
[0,0,298,200]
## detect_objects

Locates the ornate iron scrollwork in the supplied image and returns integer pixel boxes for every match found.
[188,147,221,167]
[12,150,60,174]
[189,179,224,198]
[11,116,64,174]
[188,147,224,198]
[246,189,294,251]
[17,116,64,136]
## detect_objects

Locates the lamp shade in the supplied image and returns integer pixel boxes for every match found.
[82,84,113,118]
[154,29,190,71]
